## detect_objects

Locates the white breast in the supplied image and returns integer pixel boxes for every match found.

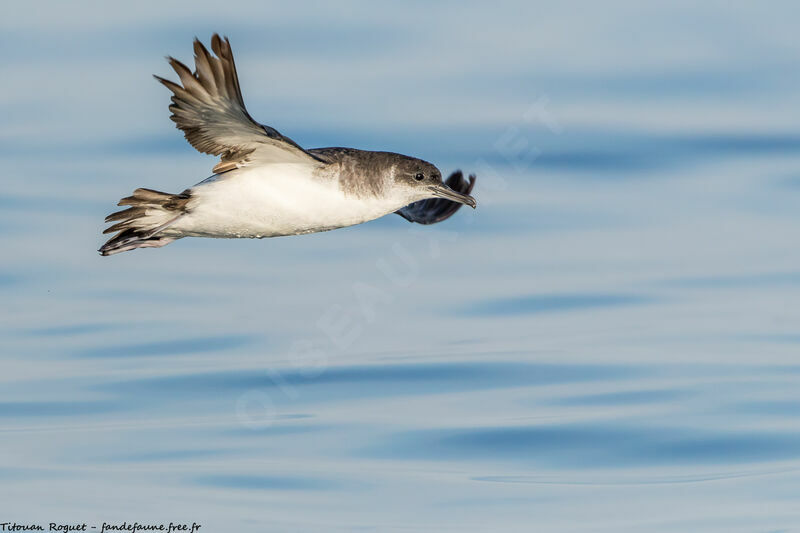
[169,164,406,238]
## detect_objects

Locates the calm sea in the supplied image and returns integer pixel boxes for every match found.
[2,2,800,531]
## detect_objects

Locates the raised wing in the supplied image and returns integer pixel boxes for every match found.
[155,34,322,173]
[396,171,476,224]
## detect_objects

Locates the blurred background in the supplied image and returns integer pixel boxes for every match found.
[2,1,800,531]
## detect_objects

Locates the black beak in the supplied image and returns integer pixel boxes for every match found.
[428,183,477,208]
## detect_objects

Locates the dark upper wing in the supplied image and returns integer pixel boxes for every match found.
[155,34,322,173]
[396,171,476,225]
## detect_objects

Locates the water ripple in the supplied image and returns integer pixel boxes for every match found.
[460,293,652,317]
[26,323,119,337]
[192,474,339,491]
[0,271,22,288]
[474,466,798,486]
[374,423,800,467]
[549,388,683,406]
[95,362,643,403]
[658,271,800,289]
[0,401,120,417]
[75,334,255,357]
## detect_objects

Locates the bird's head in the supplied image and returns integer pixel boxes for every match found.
[392,156,476,208]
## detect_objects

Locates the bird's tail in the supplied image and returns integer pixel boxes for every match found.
[99,188,190,256]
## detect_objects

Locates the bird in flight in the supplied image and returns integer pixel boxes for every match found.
[100,34,476,256]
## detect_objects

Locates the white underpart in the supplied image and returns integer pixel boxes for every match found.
[166,163,414,239]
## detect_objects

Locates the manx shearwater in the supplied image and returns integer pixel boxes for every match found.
[100,34,477,256]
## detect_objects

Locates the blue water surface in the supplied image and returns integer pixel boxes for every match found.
[2,2,800,531]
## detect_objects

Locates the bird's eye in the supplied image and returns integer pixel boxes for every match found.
[414,172,425,181]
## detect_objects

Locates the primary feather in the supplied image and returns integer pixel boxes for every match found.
[155,35,321,173]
